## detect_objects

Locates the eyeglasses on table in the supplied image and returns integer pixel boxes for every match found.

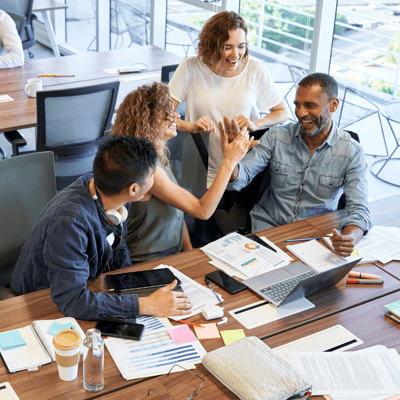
[143,364,205,399]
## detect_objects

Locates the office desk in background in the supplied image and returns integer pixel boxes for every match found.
[0,45,183,132]
[0,197,399,400]
[33,0,68,58]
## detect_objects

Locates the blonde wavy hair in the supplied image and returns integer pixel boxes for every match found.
[112,82,175,167]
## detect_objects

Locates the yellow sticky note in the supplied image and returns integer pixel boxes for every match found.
[194,323,220,340]
[220,329,246,346]
[351,248,359,256]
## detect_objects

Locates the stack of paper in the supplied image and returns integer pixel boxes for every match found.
[323,226,400,264]
[201,233,290,279]
[155,265,224,320]
[288,345,400,399]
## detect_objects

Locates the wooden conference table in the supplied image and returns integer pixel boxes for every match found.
[0,195,399,399]
[0,45,183,132]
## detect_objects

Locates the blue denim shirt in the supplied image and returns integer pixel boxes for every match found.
[228,123,372,233]
[10,174,139,321]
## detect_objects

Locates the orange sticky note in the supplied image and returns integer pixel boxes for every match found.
[168,325,197,345]
[220,329,246,346]
[194,323,220,340]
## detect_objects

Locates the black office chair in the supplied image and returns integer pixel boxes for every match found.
[162,63,233,246]
[11,82,120,191]
[0,152,56,300]
[0,0,37,58]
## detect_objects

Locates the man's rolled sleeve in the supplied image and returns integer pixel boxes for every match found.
[227,135,273,192]
[338,145,372,235]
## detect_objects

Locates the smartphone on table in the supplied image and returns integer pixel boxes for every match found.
[205,270,247,295]
[95,319,145,340]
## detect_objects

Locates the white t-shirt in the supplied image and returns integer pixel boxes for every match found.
[0,10,24,69]
[169,56,282,186]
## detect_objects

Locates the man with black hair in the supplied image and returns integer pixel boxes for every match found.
[223,73,371,257]
[11,136,192,320]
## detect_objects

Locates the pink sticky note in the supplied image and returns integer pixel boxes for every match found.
[194,323,221,340]
[168,325,197,345]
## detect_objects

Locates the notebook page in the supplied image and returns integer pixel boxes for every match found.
[0,326,51,373]
[33,317,85,361]
[286,240,345,272]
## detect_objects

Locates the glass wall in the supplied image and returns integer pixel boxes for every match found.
[65,0,97,52]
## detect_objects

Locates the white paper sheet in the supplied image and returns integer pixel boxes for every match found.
[289,348,400,396]
[119,72,160,83]
[286,239,346,272]
[323,225,400,264]
[273,325,363,361]
[229,298,315,330]
[155,265,223,320]
[202,232,289,278]
[105,325,206,380]
[0,95,14,103]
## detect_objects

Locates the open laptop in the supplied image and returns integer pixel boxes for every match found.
[243,258,361,307]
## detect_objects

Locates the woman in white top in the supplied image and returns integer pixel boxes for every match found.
[0,10,24,69]
[169,11,289,187]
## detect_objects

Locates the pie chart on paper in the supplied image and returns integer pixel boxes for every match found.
[244,242,260,251]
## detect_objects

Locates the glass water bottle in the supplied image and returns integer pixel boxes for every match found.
[83,328,104,392]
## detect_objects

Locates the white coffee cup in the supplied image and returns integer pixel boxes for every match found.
[53,329,82,381]
[24,78,42,98]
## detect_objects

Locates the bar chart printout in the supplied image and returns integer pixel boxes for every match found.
[105,317,206,380]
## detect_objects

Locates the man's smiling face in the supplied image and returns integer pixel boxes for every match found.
[294,84,335,138]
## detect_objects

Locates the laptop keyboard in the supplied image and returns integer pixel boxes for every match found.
[259,270,317,303]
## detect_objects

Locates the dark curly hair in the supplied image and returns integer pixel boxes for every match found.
[112,82,175,166]
[198,11,249,68]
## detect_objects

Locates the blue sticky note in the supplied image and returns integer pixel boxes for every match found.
[0,330,26,350]
[48,322,77,336]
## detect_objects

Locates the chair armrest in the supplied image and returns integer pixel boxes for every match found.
[0,286,17,301]
[211,210,239,236]
[3,130,27,156]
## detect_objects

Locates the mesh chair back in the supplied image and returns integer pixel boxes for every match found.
[0,0,36,48]
[0,152,56,286]
[36,81,120,190]
[7,12,26,35]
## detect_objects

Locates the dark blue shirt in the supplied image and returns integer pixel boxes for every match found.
[11,174,140,320]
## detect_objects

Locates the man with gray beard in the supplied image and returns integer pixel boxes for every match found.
[222,73,371,257]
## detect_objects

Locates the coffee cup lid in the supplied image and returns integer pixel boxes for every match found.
[53,329,82,351]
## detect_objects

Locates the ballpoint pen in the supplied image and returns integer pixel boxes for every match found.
[205,277,223,305]
[175,320,204,328]
[38,73,75,77]
[285,237,321,242]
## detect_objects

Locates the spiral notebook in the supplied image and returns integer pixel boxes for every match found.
[0,317,84,373]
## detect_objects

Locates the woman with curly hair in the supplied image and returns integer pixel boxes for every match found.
[169,11,289,188]
[112,82,254,263]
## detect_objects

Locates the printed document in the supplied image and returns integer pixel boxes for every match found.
[201,233,289,278]
[289,347,400,396]
[324,226,400,264]
[286,239,346,272]
[105,316,206,380]
[155,265,223,320]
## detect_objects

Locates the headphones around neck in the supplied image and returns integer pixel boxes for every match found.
[92,188,128,227]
